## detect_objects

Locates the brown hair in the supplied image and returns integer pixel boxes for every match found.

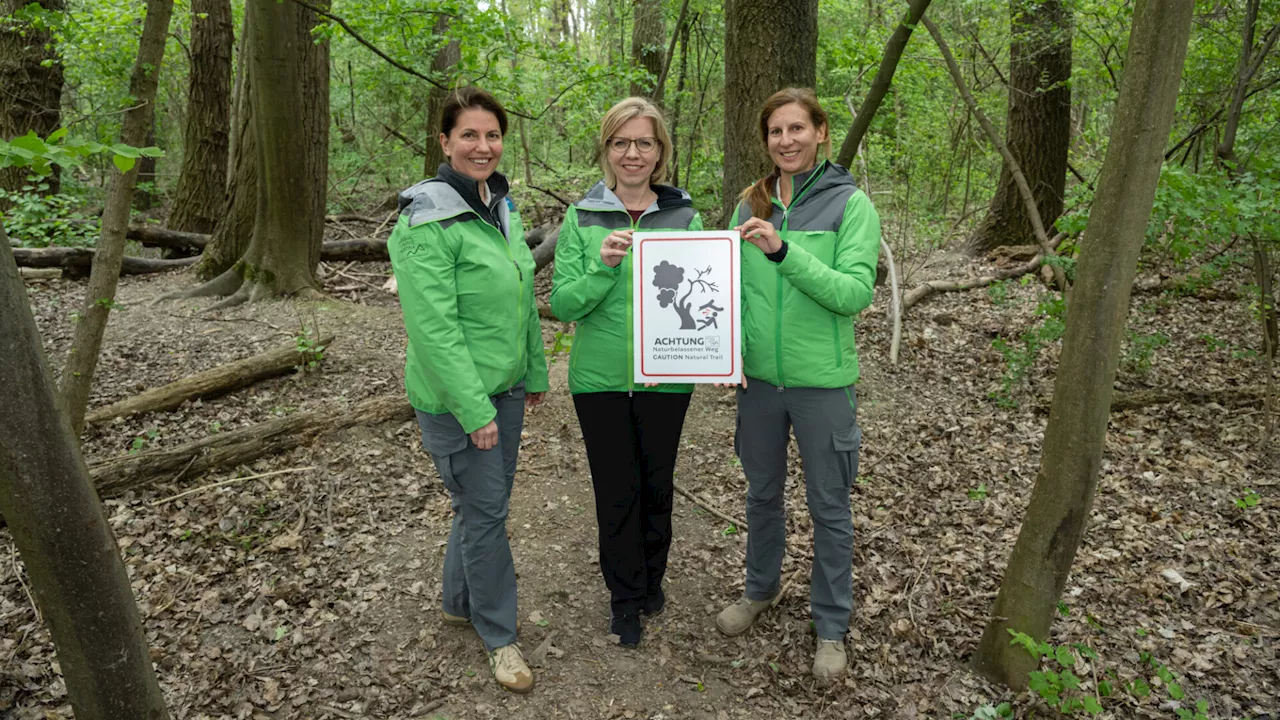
[738,88,832,220]
[598,97,672,187]
[440,86,509,138]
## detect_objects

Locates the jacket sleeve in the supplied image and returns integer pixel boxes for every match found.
[524,287,550,393]
[549,208,623,321]
[775,190,880,317]
[390,221,496,433]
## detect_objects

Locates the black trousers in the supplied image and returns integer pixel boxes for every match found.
[573,391,691,613]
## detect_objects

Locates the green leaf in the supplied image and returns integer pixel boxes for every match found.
[1055,645,1077,667]
[1082,697,1102,714]
[112,153,136,173]
[47,127,68,143]
[1098,681,1112,697]
[1168,682,1184,700]
[110,143,141,158]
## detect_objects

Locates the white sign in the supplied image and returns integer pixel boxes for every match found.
[632,231,741,384]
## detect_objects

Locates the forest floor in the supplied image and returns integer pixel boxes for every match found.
[2,233,1278,720]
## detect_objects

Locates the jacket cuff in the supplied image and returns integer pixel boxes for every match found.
[766,241,789,263]
[458,403,498,435]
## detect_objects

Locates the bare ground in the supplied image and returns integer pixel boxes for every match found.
[2,253,1277,720]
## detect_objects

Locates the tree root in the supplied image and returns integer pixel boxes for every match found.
[152,265,325,311]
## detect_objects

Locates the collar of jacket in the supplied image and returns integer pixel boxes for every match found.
[574,181,693,214]
[778,160,857,209]
[397,164,511,232]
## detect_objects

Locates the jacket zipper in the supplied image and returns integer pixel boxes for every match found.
[771,164,827,391]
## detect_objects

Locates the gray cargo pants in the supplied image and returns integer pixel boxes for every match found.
[735,377,860,641]
[416,383,526,652]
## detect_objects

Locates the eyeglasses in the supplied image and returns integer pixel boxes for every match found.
[606,136,660,154]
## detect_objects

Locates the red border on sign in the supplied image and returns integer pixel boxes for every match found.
[638,236,736,378]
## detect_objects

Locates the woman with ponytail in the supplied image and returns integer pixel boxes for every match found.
[714,88,880,683]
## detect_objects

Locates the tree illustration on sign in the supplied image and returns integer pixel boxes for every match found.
[653,260,718,330]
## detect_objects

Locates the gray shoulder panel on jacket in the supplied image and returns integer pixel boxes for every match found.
[786,186,858,233]
[399,180,471,227]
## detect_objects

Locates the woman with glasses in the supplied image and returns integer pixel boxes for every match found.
[550,97,702,648]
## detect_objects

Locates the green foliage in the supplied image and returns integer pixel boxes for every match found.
[1147,164,1280,266]
[294,328,327,373]
[967,484,988,501]
[0,181,98,248]
[991,293,1066,407]
[1233,488,1260,510]
[545,330,574,362]
[1122,331,1170,375]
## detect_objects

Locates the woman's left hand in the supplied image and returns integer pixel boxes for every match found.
[526,392,545,408]
[735,217,783,254]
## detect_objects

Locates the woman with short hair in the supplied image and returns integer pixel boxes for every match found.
[716,87,880,682]
[388,86,547,693]
[550,97,703,648]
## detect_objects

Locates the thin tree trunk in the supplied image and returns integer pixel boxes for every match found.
[967,0,1072,254]
[971,0,1194,688]
[422,14,458,176]
[169,0,232,234]
[59,0,175,437]
[1,224,170,719]
[0,0,65,205]
[191,11,254,280]
[722,0,818,221]
[134,123,157,211]
[630,0,665,97]
[670,14,692,182]
[836,0,932,168]
[652,0,690,104]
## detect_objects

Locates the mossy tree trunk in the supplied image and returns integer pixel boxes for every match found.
[1,223,170,720]
[168,0,232,235]
[971,0,1194,689]
[0,0,65,206]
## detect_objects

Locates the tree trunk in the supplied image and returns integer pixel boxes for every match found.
[967,0,1072,254]
[422,14,458,176]
[176,0,328,309]
[134,124,157,210]
[971,0,1193,689]
[630,0,665,97]
[669,14,691,182]
[0,0,65,206]
[168,0,232,234]
[191,12,254,281]
[722,0,818,222]
[1,224,170,720]
[836,0,933,168]
[58,0,175,438]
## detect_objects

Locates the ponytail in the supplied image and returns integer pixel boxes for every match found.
[739,166,780,221]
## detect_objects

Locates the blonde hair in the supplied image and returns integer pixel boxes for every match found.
[738,88,833,220]
[599,97,672,188]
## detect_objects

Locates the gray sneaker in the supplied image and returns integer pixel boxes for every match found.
[715,592,781,636]
[812,639,847,681]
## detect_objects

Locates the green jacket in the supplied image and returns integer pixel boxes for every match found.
[388,165,549,433]
[731,161,880,389]
[550,182,703,395]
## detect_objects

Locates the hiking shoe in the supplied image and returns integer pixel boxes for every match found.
[715,592,780,636]
[489,644,534,693]
[641,588,666,618]
[611,610,643,648]
[812,639,848,682]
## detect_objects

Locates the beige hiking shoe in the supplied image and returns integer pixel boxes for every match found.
[812,639,848,682]
[489,644,534,693]
[442,610,470,627]
[715,592,780,636]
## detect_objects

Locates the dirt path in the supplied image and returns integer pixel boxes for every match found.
[2,265,1277,720]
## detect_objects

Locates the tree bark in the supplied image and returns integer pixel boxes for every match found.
[422,14,458,176]
[630,0,665,98]
[89,394,413,497]
[0,0,65,205]
[58,0,175,437]
[177,0,329,309]
[168,0,232,234]
[836,0,933,169]
[967,0,1072,254]
[722,0,818,222]
[191,8,254,280]
[1,224,170,720]
[971,0,1193,688]
[85,336,332,425]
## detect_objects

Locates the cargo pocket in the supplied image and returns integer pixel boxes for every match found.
[733,412,743,459]
[832,425,862,488]
[417,410,470,494]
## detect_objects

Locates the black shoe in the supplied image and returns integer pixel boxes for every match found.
[641,588,666,618]
[610,611,642,648]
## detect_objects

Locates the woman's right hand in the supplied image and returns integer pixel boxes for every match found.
[470,420,499,450]
[600,229,634,268]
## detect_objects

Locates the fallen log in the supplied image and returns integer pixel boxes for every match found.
[321,238,390,262]
[903,232,1067,311]
[128,225,209,253]
[84,336,334,425]
[1110,386,1265,411]
[12,246,198,276]
[89,394,414,497]
[529,223,560,273]
[19,267,61,281]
